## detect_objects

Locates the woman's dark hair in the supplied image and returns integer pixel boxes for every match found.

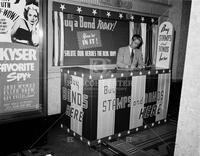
[132,34,143,49]
[24,8,29,20]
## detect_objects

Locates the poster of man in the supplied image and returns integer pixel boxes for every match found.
[0,0,39,46]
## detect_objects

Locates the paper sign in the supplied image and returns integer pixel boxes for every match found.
[156,21,173,69]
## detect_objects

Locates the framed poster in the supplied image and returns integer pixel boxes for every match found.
[0,0,45,123]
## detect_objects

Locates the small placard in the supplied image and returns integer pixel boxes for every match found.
[77,30,102,50]
[156,21,174,69]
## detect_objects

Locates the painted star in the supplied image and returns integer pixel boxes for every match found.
[106,12,111,17]
[130,15,134,20]
[60,4,65,11]
[92,9,97,16]
[141,17,145,22]
[77,7,82,13]
[119,13,123,19]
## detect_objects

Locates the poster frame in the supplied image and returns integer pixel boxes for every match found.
[0,0,47,124]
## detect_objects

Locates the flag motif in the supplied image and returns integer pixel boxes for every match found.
[61,69,171,144]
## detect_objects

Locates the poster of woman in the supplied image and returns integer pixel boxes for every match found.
[0,0,39,46]
[0,0,41,117]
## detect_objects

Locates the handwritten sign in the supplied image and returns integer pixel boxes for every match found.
[156,21,173,69]
[77,30,102,49]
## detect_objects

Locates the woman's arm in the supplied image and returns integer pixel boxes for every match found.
[11,19,29,44]
[11,19,21,38]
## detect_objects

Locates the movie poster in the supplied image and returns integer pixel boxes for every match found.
[0,0,40,116]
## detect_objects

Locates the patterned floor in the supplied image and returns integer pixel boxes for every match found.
[105,119,177,156]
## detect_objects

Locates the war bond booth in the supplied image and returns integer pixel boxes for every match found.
[50,1,174,145]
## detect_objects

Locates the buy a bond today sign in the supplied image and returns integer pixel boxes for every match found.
[156,21,174,69]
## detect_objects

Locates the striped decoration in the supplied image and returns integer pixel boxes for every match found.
[128,22,157,67]
[144,74,158,124]
[97,78,116,139]
[53,11,59,66]
[133,22,141,35]
[141,23,147,62]
[53,2,158,23]
[115,77,131,133]
[61,70,171,143]
[152,24,158,65]
[129,75,146,129]
[82,79,98,140]
[59,12,64,66]
[156,73,171,121]
[145,23,153,66]
[70,75,83,135]
[53,11,64,66]
[61,73,71,128]
[52,2,158,67]
[129,21,134,44]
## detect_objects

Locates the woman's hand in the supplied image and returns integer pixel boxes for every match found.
[32,23,39,46]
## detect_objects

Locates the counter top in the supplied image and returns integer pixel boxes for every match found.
[61,66,171,79]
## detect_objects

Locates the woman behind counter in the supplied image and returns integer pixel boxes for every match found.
[11,4,39,46]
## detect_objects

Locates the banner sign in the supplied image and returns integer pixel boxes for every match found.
[156,21,173,69]
[0,0,40,116]
[52,1,158,66]
[54,12,128,66]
